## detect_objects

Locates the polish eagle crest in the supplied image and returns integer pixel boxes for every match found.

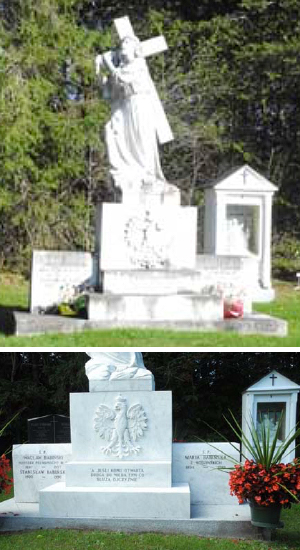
[93,394,148,458]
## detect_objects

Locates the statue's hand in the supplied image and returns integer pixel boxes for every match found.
[95,54,104,75]
[102,51,116,73]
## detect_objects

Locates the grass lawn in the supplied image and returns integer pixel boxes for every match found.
[0,506,299,549]
[0,273,300,347]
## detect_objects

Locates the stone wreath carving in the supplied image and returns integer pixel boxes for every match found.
[94,394,148,458]
[124,210,168,268]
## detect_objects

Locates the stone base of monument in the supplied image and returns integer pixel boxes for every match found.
[3,441,266,538]
[39,482,190,519]
[6,310,288,337]
[0,498,265,539]
[86,293,224,322]
[88,378,155,392]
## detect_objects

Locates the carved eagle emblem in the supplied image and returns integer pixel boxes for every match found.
[94,394,148,458]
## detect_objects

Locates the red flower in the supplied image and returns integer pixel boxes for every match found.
[228,458,300,508]
[0,454,13,495]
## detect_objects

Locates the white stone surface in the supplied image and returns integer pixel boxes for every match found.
[172,442,240,506]
[65,460,171,488]
[98,204,197,270]
[13,444,72,503]
[39,482,190,519]
[30,250,94,312]
[89,378,155,392]
[87,293,223,322]
[70,391,172,462]
[101,270,216,295]
[242,370,300,463]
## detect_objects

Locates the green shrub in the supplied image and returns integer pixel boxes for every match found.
[272,234,300,281]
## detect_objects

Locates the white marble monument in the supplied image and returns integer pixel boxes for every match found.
[25,18,285,336]
[242,370,300,463]
[39,352,191,519]
[86,15,224,324]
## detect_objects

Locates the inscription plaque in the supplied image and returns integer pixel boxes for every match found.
[172,442,240,505]
[13,443,72,502]
[30,250,94,312]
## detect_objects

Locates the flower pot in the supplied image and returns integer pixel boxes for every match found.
[249,501,284,529]
[224,299,244,319]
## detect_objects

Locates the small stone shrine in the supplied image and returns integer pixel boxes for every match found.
[204,165,278,302]
[242,370,300,463]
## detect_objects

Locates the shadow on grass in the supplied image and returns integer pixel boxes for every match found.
[0,306,27,335]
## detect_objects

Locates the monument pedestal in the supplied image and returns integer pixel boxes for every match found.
[39,482,190,519]
[87,202,224,323]
[86,293,223,323]
[38,364,191,520]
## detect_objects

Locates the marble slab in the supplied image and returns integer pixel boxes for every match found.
[13,443,72,502]
[30,250,94,312]
[39,482,190,519]
[70,391,172,462]
[172,442,240,505]
[89,377,155,393]
[86,293,223,322]
[98,203,197,270]
[65,460,171,487]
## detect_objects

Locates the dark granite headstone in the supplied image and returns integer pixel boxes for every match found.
[27,414,71,443]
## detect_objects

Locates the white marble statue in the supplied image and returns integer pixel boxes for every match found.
[85,351,152,380]
[95,16,180,205]
[226,218,250,255]
[257,413,279,442]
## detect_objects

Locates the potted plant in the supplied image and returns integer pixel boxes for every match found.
[204,411,300,529]
[223,286,245,319]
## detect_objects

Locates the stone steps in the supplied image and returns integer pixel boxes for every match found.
[0,499,264,539]
[4,311,287,337]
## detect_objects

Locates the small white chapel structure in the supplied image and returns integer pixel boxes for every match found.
[242,370,300,463]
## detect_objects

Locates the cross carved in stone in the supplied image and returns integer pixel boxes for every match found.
[102,16,173,145]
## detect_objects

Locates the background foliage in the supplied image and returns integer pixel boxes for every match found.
[0,351,299,452]
[1,1,300,275]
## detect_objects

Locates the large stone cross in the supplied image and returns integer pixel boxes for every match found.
[105,16,174,144]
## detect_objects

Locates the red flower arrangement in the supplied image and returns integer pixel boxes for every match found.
[0,453,13,495]
[229,458,300,508]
